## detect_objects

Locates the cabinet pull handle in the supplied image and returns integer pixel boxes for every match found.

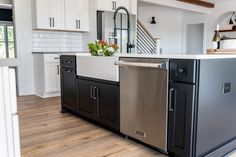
[54,57,59,60]
[112,1,115,10]
[52,18,55,27]
[78,20,80,29]
[169,88,175,112]
[57,65,59,75]
[49,17,52,27]
[90,85,94,99]
[95,87,99,117]
[93,86,97,100]
[67,69,72,73]
[115,2,117,10]
[76,20,78,29]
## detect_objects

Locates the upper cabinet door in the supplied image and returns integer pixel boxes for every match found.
[65,0,89,32]
[116,0,130,10]
[76,0,89,32]
[51,0,65,30]
[34,0,65,30]
[96,0,136,15]
[35,0,51,29]
[65,0,77,31]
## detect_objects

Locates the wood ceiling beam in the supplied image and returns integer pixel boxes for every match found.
[177,0,215,8]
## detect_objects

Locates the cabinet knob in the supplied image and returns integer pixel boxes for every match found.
[177,68,185,74]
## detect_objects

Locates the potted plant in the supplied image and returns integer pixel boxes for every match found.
[88,40,119,56]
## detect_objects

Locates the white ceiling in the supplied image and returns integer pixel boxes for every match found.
[206,0,232,3]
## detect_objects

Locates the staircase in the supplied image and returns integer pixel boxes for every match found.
[137,20,159,54]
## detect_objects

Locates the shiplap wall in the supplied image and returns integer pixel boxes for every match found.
[32,31,83,52]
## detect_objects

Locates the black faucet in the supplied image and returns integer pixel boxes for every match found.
[113,6,135,54]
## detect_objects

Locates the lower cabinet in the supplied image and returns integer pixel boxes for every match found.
[77,78,120,130]
[61,68,77,112]
[168,82,195,157]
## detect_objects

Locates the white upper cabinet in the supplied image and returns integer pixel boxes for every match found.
[34,0,65,30]
[33,0,89,32]
[65,0,89,32]
[51,0,65,30]
[96,0,136,15]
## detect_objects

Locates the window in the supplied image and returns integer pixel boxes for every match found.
[0,23,15,59]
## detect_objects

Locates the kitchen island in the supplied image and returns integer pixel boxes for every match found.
[60,53,236,157]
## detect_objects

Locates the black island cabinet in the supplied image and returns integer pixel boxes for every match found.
[60,55,120,131]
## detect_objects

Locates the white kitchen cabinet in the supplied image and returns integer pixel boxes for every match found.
[96,0,136,15]
[33,0,65,30]
[65,0,89,32]
[33,54,61,98]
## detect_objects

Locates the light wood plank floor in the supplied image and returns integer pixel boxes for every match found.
[18,95,167,157]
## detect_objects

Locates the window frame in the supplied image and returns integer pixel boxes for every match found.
[0,21,15,59]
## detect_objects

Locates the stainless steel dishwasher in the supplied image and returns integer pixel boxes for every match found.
[115,57,169,152]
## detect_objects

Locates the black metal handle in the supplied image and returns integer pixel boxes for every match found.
[90,85,94,99]
[67,69,72,73]
[169,88,175,112]
[57,65,59,75]
[93,86,97,100]
[78,20,80,29]
[95,87,99,117]
[49,17,52,27]
[52,17,55,27]
[76,20,78,29]
[177,67,185,74]
[66,60,72,64]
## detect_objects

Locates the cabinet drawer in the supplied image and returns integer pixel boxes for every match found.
[44,54,60,63]
[170,60,197,84]
[60,56,76,68]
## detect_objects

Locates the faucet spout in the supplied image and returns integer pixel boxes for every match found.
[113,6,134,54]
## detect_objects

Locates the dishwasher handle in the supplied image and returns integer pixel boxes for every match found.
[115,60,166,69]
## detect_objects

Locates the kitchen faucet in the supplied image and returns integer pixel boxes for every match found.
[113,7,135,54]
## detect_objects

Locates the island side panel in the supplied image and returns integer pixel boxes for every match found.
[196,58,236,157]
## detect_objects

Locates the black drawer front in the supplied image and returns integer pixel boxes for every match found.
[170,59,197,83]
[61,68,76,75]
[60,56,76,68]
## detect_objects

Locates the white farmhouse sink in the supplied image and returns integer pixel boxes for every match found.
[76,55,119,82]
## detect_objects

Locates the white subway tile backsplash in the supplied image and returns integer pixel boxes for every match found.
[32,30,83,52]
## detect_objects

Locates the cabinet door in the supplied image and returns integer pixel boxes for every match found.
[61,68,77,112]
[45,63,60,92]
[116,0,130,10]
[65,0,77,31]
[35,0,51,29]
[76,0,89,32]
[97,0,117,12]
[95,82,120,130]
[77,79,95,119]
[51,0,65,30]
[168,82,195,157]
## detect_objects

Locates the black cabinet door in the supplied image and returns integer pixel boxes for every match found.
[168,82,195,157]
[61,68,77,112]
[77,79,96,119]
[95,82,120,130]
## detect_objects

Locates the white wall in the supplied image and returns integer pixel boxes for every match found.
[13,0,34,95]
[182,0,236,53]
[0,0,12,4]
[138,2,183,54]
[186,24,204,54]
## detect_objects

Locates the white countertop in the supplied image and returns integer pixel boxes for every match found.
[117,53,236,59]
[61,52,236,60]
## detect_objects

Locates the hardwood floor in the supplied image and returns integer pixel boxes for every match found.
[18,95,167,157]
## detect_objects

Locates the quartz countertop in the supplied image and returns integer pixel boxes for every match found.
[117,53,236,59]
[59,52,236,59]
